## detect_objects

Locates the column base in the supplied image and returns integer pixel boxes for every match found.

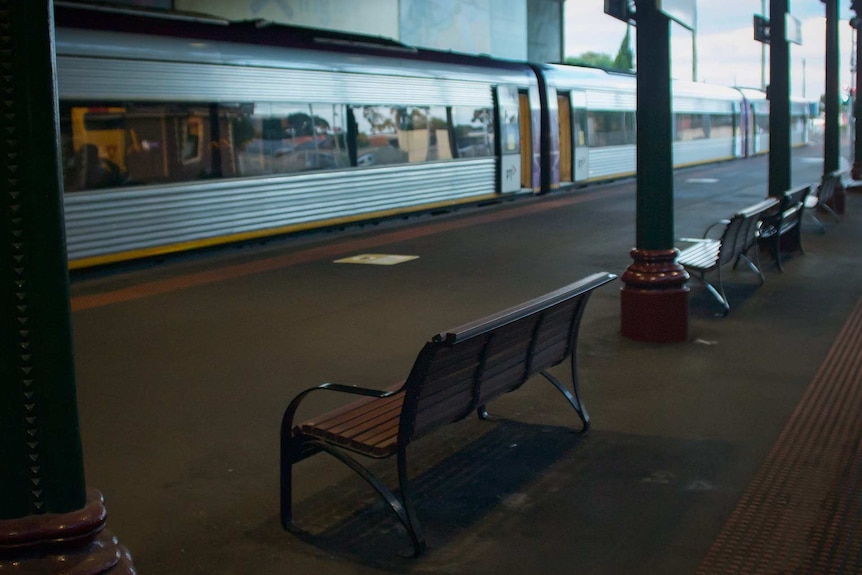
[0,489,135,574]
[620,248,689,343]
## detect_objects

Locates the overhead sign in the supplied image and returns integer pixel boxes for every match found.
[604,0,634,23]
[658,0,696,30]
[753,13,802,45]
[786,13,802,45]
[754,14,770,44]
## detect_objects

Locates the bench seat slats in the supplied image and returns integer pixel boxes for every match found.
[677,241,720,271]
[676,198,778,315]
[300,390,406,457]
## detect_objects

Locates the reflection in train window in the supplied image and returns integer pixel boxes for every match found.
[675,114,707,141]
[61,103,236,192]
[708,114,735,138]
[232,103,349,176]
[452,107,495,157]
[587,111,636,147]
[427,107,453,160]
[354,105,433,166]
[59,100,490,193]
[180,117,203,164]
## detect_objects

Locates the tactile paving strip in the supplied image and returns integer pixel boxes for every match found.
[697,298,862,574]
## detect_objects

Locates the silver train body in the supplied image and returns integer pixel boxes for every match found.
[54,5,810,269]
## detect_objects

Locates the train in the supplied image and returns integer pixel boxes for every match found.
[53,3,811,270]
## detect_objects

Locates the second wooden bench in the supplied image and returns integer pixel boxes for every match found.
[677,198,779,316]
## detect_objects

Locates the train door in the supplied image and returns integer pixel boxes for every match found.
[557,92,573,184]
[495,84,522,193]
[571,90,589,183]
[519,91,532,190]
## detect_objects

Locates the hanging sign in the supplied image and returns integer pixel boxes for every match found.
[658,0,696,30]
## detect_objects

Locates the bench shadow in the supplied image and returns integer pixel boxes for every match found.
[687,279,762,319]
[282,418,585,568]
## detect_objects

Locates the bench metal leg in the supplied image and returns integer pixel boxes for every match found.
[764,236,784,272]
[733,251,766,285]
[281,437,426,557]
[690,271,730,317]
[539,365,590,434]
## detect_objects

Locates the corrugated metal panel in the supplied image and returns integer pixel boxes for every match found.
[63,159,496,260]
[588,146,636,179]
[586,90,636,111]
[673,97,735,114]
[673,138,734,165]
[57,56,493,107]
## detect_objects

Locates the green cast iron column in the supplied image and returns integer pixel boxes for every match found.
[0,0,86,520]
[0,3,134,572]
[824,0,841,175]
[620,0,689,343]
[769,0,792,197]
[635,4,674,250]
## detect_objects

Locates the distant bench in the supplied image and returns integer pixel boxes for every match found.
[280,272,617,556]
[757,184,811,272]
[807,168,847,232]
[677,198,779,316]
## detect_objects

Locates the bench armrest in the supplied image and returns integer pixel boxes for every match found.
[678,237,712,244]
[703,219,731,238]
[281,383,401,434]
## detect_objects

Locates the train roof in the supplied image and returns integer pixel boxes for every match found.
[53,1,536,85]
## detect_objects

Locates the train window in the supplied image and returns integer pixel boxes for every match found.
[755,114,770,134]
[180,117,203,164]
[427,107,453,161]
[61,106,128,191]
[573,107,587,147]
[709,114,735,138]
[231,103,350,176]
[587,111,635,147]
[452,107,495,158]
[353,105,442,166]
[674,114,707,141]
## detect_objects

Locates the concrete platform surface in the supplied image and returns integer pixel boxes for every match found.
[68,143,862,574]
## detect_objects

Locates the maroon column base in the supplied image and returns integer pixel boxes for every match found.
[620,248,690,343]
[0,489,136,574]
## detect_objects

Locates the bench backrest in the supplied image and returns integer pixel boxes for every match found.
[716,198,778,267]
[818,169,845,204]
[397,272,616,444]
[783,184,811,208]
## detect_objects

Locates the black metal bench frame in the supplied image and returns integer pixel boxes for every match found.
[807,169,846,232]
[677,198,779,316]
[757,185,811,272]
[280,272,617,556]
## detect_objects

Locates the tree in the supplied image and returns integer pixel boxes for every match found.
[612,26,634,71]
[565,51,614,69]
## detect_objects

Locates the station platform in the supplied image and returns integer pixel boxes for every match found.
[68,143,862,574]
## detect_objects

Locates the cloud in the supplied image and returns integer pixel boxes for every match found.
[565,1,855,100]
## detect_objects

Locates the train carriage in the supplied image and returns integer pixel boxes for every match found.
[539,63,751,188]
[54,3,811,271]
[55,5,541,268]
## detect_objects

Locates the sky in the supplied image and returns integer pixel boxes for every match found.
[564,1,857,101]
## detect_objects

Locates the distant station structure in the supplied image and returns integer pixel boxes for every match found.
[103,0,567,63]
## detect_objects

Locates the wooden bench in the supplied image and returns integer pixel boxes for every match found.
[757,185,811,272]
[807,169,846,232]
[280,272,617,556]
[677,198,779,316]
